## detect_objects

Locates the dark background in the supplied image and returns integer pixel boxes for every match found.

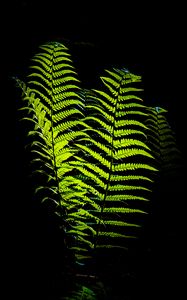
[4,1,185,143]
[2,1,185,299]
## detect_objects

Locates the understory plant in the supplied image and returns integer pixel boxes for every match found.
[15,41,180,299]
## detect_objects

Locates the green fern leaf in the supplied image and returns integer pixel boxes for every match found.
[71,67,156,256]
[145,106,182,175]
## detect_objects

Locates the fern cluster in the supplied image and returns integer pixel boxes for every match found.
[15,41,180,299]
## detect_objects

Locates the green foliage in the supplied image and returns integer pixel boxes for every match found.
[145,106,181,176]
[15,41,181,299]
[62,284,98,300]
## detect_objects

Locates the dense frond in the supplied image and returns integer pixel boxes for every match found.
[145,106,181,175]
[17,42,96,262]
[72,68,156,256]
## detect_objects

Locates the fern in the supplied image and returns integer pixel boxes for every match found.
[16,41,179,298]
[16,42,93,261]
[15,41,184,300]
[69,68,157,262]
[63,285,97,300]
[145,106,181,176]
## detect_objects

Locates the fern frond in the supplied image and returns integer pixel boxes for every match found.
[73,67,156,254]
[17,42,102,265]
[62,284,97,300]
[145,106,181,175]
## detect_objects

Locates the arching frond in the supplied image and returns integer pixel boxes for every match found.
[72,68,157,258]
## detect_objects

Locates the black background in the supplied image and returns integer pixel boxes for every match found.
[4,1,185,142]
[2,1,186,299]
